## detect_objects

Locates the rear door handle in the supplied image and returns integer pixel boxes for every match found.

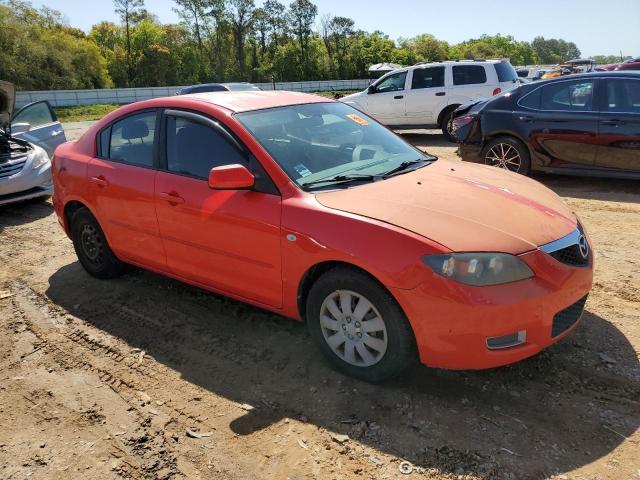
[89,175,109,187]
[601,119,625,126]
[435,92,446,96]
[159,191,185,205]
[394,95,404,100]
[518,115,536,123]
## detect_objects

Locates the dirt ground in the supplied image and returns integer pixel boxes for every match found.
[1,127,639,480]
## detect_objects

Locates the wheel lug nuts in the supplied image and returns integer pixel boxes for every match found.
[357,332,362,338]
[355,321,361,328]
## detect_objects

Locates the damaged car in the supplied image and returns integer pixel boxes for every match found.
[0,81,67,206]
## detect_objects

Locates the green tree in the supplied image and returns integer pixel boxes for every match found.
[113,0,145,85]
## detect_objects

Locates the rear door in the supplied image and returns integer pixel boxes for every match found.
[450,65,489,103]
[87,110,166,271]
[154,110,282,308]
[11,101,66,157]
[516,78,599,169]
[364,70,408,125]
[404,66,447,126]
[596,77,640,172]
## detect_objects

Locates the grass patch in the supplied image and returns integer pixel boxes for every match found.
[55,104,120,123]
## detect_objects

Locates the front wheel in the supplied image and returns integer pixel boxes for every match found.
[481,137,531,175]
[306,267,417,382]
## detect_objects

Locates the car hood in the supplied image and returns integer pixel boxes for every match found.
[314,160,577,254]
[0,81,16,129]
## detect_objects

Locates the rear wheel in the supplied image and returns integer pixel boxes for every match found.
[71,207,126,279]
[440,106,459,142]
[481,136,531,175]
[306,266,417,382]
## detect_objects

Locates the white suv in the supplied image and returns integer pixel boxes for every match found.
[341,60,519,141]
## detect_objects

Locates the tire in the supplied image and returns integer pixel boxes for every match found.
[481,136,531,176]
[306,266,417,382]
[440,106,459,142]
[70,207,126,279]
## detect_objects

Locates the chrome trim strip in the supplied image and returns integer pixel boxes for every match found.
[539,228,582,254]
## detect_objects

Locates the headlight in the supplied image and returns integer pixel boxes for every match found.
[422,253,533,286]
[31,149,50,169]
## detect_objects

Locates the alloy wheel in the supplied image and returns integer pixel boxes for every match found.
[485,143,522,172]
[319,290,388,367]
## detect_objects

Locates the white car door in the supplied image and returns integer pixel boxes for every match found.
[363,70,408,126]
[449,65,491,105]
[404,66,448,126]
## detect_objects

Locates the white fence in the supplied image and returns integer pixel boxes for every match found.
[15,79,370,108]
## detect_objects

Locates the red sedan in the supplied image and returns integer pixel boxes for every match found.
[52,91,593,381]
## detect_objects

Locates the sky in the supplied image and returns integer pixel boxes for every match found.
[28,0,640,58]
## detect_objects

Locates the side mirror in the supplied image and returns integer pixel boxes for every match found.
[10,122,31,134]
[367,85,377,94]
[208,164,255,190]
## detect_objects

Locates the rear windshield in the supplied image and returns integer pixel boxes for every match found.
[494,62,518,82]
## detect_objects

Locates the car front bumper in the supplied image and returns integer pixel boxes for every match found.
[391,248,594,370]
[0,153,53,206]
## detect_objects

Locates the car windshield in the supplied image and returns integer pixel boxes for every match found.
[235,102,434,190]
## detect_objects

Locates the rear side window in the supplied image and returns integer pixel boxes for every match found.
[540,80,594,111]
[452,65,487,85]
[108,111,157,167]
[606,78,640,113]
[494,62,518,82]
[519,88,542,109]
[411,67,445,89]
[166,116,246,179]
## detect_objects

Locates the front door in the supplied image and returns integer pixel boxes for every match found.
[364,70,408,126]
[596,77,640,172]
[404,66,447,126]
[154,110,282,308]
[86,110,166,271]
[11,101,66,157]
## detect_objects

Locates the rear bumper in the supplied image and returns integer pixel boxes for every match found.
[392,249,593,370]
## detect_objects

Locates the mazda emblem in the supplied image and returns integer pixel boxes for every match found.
[578,235,589,259]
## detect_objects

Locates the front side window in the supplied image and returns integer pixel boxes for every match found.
[236,102,433,191]
[606,79,640,113]
[540,80,594,111]
[411,67,445,90]
[12,101,56,128]
[452,65,487,85]
[373,71,407,93]
[109,111,157,167]
[166,116,246,179]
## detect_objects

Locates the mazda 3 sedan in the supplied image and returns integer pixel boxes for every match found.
[52,91,593,381]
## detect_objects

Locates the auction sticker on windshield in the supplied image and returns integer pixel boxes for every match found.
[346,113,369,126]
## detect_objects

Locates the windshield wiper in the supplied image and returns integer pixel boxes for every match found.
[301,174,377,189]
[381,158,432,178]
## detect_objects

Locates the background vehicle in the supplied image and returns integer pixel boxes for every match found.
[53,91,592,381]
[175,82,261,95]
[598,56,640,72]
[541,59,596,79]
[1,80,67,205]
[452,71,640,179]
[341,59,519,141]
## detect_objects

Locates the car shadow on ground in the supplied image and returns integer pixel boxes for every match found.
[46,263,640,479]
[0,198,53,232]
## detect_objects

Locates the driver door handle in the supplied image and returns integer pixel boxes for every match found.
[159,191,185,205]
[394,95,404,100]
[435,92,446,96]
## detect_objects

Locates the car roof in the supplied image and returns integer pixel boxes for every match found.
[185,90,332,113]
[533,70,640,85]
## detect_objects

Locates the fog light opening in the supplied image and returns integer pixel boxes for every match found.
[486,330,527,350]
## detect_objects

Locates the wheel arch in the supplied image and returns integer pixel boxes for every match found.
[296,260,401,322]
[437,103,461,127]
[482,130,534,162]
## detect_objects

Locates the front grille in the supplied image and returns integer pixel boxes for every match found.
[0,159,27,179]
[549,244,589,267]
[552,295,588,337]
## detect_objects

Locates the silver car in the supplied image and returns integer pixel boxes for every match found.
[1,81,66,206]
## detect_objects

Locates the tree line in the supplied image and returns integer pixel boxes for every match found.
[0,0,624,91]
